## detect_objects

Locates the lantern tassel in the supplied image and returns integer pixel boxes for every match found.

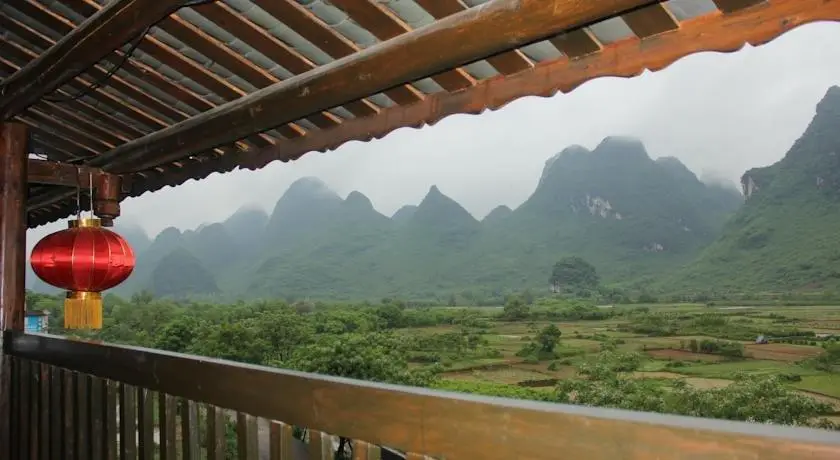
[64,291,103,329]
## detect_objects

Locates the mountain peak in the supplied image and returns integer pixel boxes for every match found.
[541,145,590,181]
[593,136,649,160]
[413,186,477,226]
[427,185,443,196]
[155,226,182,243]
[816,85,840,116]
[275,177,341,207]
[286,176,333,194]
[483,205,513,224]
[344,190,374,210]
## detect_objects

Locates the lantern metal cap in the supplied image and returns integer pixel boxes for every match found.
[68,218,102,229]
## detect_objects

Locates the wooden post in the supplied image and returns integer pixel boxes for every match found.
[94,174,121,227]
[0,122,28,458]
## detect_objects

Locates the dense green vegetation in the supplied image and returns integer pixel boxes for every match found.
[23,82,840,455]
[28,290,840,439]
[674,86,840,292]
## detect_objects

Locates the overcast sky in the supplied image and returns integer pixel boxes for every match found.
[26,22,840,247]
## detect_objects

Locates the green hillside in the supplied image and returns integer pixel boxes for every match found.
[673,86,840,292]
[88,134,742,300]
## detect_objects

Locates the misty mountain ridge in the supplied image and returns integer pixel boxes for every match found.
[26,131,749,301]
[672,85,840,291]
[30,86,840,299]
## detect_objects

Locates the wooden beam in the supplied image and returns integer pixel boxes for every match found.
[0,0,181,120]
[0,123,28,459]
[92,0,659,173]
[25,159,123,225]
[27,158,105,188]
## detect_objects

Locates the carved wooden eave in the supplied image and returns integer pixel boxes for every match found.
[1,0,837,228]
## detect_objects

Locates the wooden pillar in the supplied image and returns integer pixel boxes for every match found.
[0,122,28,457]
[94,173,121,227]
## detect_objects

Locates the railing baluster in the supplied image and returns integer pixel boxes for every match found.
[157,393,176,460]
[89,377,105,460]
[352,441,381,460]
[76,373,90,459]
[206,405,226,460]
[62,370,75,460]
[18,358,30,460]
[308,430,331,460]
[180,399,200,460]
[137,389,154,460]
[48,365,62,460]
[39,364,50,460]
[9,357,19,458]
[119,383,137,460]
[269,421,293,460]
[105,380,118,460]
[236,412,258,460]
[29,360,41,459]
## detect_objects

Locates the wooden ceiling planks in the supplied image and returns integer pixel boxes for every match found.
[250,0,422,107]
[0,0,182,120]
[235,0,840,172]
[327,0,476,91]
[87,0,662,174]
[550,29,603,59]
[6,0,838,228]
[193,1,378,119]
[713,0,767,14]
[622,3,680,38]
[52,0,284,146]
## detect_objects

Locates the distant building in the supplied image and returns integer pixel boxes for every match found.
[755,335,768,344]
[25,310,49,333]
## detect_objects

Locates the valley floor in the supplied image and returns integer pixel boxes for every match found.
[407,304,840,423]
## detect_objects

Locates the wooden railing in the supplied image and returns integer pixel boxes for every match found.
[4,332,840,460]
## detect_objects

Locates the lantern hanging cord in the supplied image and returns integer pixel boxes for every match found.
[89,171,94,218]
[75,166,82,220]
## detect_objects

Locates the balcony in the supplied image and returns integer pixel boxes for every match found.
[3,331,840,459]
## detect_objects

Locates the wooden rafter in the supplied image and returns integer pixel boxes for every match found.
[46,0,289,146]
[0,0,182,120]
[15,0,840,227]
[236,0,840,172]
[89,0,660,173]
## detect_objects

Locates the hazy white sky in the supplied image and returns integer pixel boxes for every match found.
[26,22,840,247]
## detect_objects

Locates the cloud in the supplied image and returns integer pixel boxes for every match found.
[26,22,840,250]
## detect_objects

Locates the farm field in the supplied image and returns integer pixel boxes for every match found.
[404,302,840,423]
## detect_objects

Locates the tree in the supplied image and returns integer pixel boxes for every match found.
[501,297,529,321]
[537,324,562,353]
[549,257,599,292]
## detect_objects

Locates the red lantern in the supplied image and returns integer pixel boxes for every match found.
[30,218,135,329]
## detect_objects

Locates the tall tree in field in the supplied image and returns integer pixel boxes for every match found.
[550,257,599,292]
[537,324,562,353]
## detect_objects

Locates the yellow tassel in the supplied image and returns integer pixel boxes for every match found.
[64,291,103,329]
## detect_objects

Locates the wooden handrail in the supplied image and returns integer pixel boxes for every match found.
[6,332,840,459]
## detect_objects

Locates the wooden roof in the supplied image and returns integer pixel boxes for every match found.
[1,0,837,228]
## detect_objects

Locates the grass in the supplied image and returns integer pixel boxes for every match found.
[416,303,840,408]
[793,375,840,399]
